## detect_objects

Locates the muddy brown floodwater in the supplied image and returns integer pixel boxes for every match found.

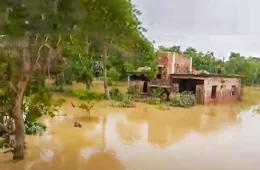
[1,88,260,170]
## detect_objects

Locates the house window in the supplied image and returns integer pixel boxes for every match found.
[157,66,163,79]
[231,86,236,96]
[211,85,217,98]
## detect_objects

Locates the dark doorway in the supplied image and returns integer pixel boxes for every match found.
[143,81,148,93]
[157,67,163,79]
[211,85,217,98]
[179,79,197,93]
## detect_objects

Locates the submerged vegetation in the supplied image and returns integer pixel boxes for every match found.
[109,95,135,108]
[71,90,104,101]
[79,101,94,118]
[0,0,259,162]
[170,92,196,108]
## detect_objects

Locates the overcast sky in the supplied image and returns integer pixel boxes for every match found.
[131,0,260,59]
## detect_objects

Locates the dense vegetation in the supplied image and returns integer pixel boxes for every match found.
[0,0,155,160]
[0,0,259,161]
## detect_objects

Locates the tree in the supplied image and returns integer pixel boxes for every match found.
[78,0,151,100]
[108,67,121,83]
[0,0,78,160]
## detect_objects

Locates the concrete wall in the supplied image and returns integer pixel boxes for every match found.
[174,53,191,74]
[157,52,173,76]
[204,77,241,104]
[157,52,191,75]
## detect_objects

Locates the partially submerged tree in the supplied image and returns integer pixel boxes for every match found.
[0,0,78,160]
[0,0,155,160]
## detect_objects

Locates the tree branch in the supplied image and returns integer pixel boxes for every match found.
[3,74,17,93]
[57,35,62,46]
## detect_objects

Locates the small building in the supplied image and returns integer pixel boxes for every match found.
[170,74,241,104]
[128,51,242,104]
[127,72,150,95]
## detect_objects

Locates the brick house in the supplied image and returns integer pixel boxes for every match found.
[128,51,242,104]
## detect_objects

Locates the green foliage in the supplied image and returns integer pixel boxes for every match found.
[109,88,123,101]
[71,90,104,101]
[147,97,161,105]
[108,67,121,82]
[127,85,139,98]
[109,95,135,108]
[63,38,97,90]
[179,91,196,108]
[146,88,166,105]
[25,121,46,135]
[170,92,195,108]
[0,91,12,115]
[79,101,94,117]
[124,63,135,72]
[151,88,166,100]
[23,90,65,122]
[170,93,181,106]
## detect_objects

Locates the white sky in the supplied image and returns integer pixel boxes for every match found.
[131,0,260,59]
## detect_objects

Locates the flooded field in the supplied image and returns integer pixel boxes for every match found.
[1,86,260,170]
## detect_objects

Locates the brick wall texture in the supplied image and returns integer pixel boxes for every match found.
[157,52,191,75]
[204,77,241,104]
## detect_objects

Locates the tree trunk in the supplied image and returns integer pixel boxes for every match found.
[103,46,110,100]
[85,81,91,90]
[12,91,25,160]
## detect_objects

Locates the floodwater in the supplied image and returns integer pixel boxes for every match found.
[1,88,260,170]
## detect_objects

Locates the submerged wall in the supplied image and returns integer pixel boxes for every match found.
[204,77,241,104]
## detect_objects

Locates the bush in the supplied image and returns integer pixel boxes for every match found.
[170,91,195,108]
[179,91,196,108]
[23,91,65,122]
[109,95,135,108]
[25,121,46,135]
[108,67,121,82]
[147,97,161,105]
[147,87,165,105]
[71,90,104,101]
[107,78,113,86]
[109,88,123,101]
[127,85,139,98]
[151,88,166,101]
[170,93,181,106]
[79,101,94,117]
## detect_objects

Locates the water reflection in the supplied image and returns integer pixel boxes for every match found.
[1,101,260,170]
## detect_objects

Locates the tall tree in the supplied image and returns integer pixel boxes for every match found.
[0,0,78,159]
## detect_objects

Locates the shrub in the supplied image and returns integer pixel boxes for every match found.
[109,88,123,101]
[107,78,113,86]
[170,91,195,108]
[170,93,181,106]
[108,67,120,82]
[25,121,46,135]
[127,85,139,98]
[147,97,161,105]
[179,91,196,108]
[79,101,94,117]
[109,95,135,108]
[71,90,104,101]
[151,88,166,101]
[147,87,166,105]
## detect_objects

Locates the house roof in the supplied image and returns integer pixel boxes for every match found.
[171,73,242,79]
